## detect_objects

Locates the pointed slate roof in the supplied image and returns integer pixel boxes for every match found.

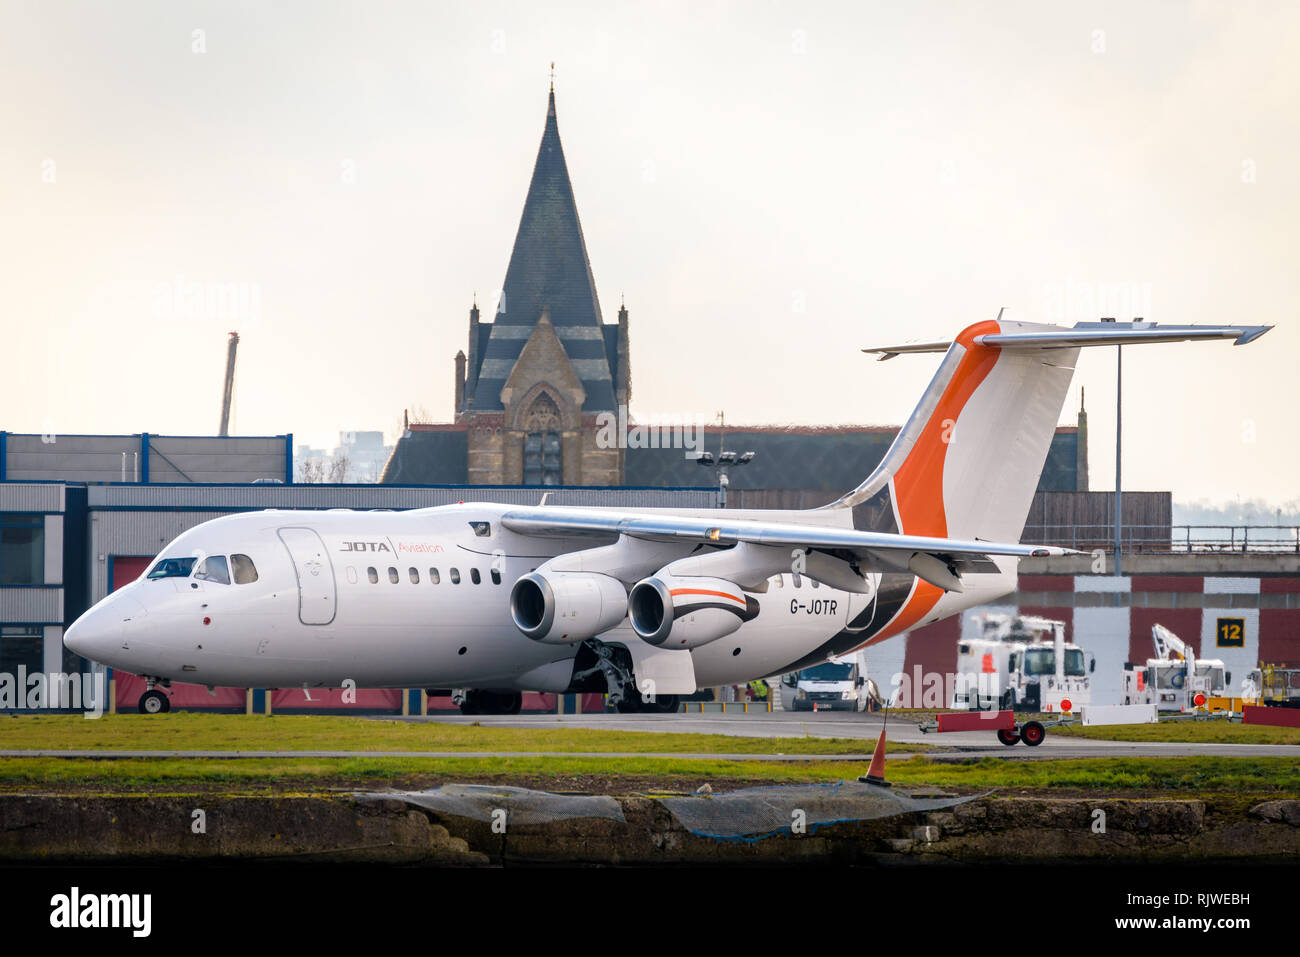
[468,89,616,412]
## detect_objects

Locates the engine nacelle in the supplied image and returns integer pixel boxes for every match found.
[510,571,628,644]
[628,573,759,650]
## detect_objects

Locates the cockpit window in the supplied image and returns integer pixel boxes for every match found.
[231,554,258,585]
[147,557,196,579]
[194,555,231,585]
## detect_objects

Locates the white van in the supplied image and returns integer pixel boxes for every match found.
[779,657,869,712]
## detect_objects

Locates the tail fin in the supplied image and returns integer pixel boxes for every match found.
[828,318,1270,544]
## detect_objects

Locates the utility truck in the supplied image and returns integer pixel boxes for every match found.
[952,613,1094,713]
[1120,624,1229,712]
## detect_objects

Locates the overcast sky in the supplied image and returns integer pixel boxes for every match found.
[2,0,1296,504]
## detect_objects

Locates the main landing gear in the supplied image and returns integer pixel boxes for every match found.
[138,679,172,714]
[616,687,680,714]
[457,690,523,715]
[570,640,678,713]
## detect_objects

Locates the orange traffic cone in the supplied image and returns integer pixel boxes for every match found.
[858,726,891,788]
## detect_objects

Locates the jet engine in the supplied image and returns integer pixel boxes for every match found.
[628,573,759,649]
[509,571,628,644]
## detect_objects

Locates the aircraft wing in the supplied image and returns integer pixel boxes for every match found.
[499,507,1078,592]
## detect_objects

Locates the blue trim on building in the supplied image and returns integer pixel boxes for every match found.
[284,433,293,484]
[0,431,6,481]
[63,484,89,631]
[140,433,150,483]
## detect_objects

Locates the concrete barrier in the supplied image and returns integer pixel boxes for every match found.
[1081,704,1159,726]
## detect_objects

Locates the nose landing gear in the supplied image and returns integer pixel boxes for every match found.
[137,677,172,714]
[138,688,171,714]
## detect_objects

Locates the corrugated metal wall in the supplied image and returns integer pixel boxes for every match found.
[0,588,62,624]
[0,483,65,512]
[4,434,287,484]
[88,485,717,510]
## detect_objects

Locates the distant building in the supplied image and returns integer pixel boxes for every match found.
[297,431,393,484]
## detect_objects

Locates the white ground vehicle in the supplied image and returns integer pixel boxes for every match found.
[780,654,870,712]
[953,614,1094,713]
[1121,624,1228,712]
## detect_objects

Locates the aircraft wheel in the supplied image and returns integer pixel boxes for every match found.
[1020,721,1046,747]
[652,694,680,714]
[996,728,1020,746]
[139,689,170,714]
[463,691,521,715]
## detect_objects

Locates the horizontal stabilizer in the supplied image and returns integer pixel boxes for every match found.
[865,321,1272,360]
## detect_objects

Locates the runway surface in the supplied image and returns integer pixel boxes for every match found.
[381,711,1300,761]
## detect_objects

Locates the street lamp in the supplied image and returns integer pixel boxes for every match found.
[692,449,755,508]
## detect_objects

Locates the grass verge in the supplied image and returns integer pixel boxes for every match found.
[0,713,920,755]
[1,754,1297,796]
[1053,720,1300,745]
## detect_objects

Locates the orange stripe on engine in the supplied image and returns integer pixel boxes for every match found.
[670,588,744,604]
[891,319,1002,538]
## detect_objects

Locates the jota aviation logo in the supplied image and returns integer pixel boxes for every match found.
[49,887,151,937]
[340,541,445,554]
[340,541,391,552]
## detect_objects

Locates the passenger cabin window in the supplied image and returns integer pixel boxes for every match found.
[429,568,440,584]
[231,554,259,585]
[490,569,502,585]
[470,568,481,585]
[194,556,231,585]
[367,567,378,584]
[409,567,419,584]
[388,567,399,584]
[792,573,803,588]
[147,557,196,579]
[450,568,461,585]
[345,566,357,584]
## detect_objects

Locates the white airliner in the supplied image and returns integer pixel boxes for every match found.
[65,318,1269,715]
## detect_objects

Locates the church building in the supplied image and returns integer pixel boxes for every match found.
[391,85,628,487]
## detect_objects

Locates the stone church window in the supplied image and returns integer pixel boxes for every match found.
[523,393,563,485]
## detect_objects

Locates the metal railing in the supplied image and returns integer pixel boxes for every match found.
[1021,524,1300,554]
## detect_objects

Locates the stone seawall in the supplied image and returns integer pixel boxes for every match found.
[3,794,1297,865]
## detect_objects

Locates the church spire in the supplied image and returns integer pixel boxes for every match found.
[468,82,615,412]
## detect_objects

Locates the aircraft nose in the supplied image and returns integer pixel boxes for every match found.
[64,596,147,662]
